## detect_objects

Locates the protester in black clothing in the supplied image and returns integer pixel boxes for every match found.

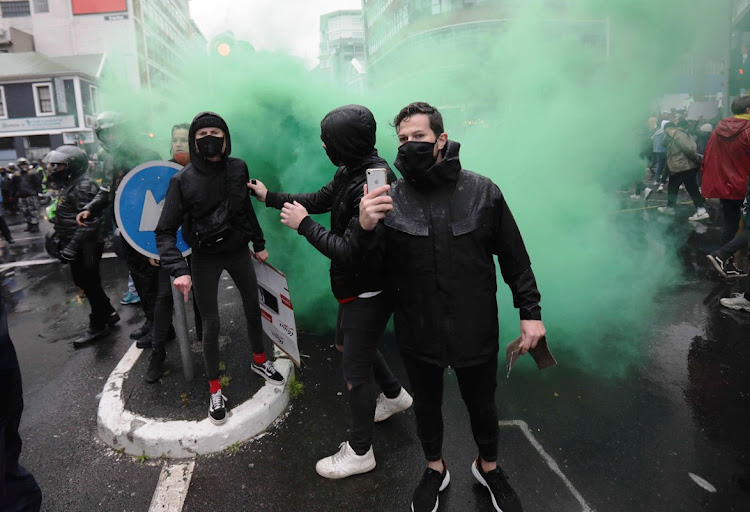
[0,169,14,244]
[10,163,42,233]
[0,293,43,512]
[356,102,546,512]
[44,146,120,346]
[76,111,161,342]
[156,112,283,425]
[248,104,412,479]
[145,123,202,383]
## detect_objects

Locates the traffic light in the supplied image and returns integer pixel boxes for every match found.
[210,31,236,58]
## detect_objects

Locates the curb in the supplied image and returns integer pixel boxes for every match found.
[97,341,294,458]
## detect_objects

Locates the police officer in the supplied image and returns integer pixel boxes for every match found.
[44,146,119,346]
[10,159,42,233]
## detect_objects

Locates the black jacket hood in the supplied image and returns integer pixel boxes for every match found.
[320,105,377,168]
[189,111,231,171]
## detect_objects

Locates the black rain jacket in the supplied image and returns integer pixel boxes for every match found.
[265,105,395,300]
[156,112,265,277]
[352,140,542,368]
[54,175,102,244]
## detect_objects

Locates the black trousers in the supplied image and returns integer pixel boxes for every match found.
[121,235,158,323]
[69,241,115,329]
[666,168,705,209]
[191,248,264,382]
[0,213,11,242]
[334,293,401,455]
[151,262,202,352]
[720,199,745,247]
[401,353,499,463]
[1,301,43,512]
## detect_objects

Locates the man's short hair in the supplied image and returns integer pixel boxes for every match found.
[392,102,444,136]
[731,96,750,115]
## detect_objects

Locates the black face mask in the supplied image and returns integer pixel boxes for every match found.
[393,141,437,186]
[324,145,343,167]
[197,135,224,159]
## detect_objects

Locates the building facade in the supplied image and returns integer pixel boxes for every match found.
[0,0,204,90]
[319,9,366,87]
[0,51,104,161]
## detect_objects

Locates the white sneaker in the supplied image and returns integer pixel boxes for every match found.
[657,206,675,215]
[688,208,709,221]
[374,387,413,422]
[630,194,640,199]
[657,184,665,192]
[643,187,653,200]
[719,293,750,312]
[315,441,376,479]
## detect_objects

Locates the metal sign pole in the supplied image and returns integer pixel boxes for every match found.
[170,277,194,382]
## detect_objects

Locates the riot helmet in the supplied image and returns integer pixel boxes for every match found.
[44,145,89,185]
[94,111,126,152]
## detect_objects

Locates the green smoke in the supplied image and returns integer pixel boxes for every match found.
[99,0,726,374]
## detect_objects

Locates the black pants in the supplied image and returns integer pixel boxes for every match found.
[1,301,43,512]
[69,241,115,329]
[334,293,401,455]
[666,168,704,209]
[401,353,499,463]
[0,213,11,242]
[121,235,158,323]
[151,262,202,352]
[720,199,745,247]
[191,248,264,381]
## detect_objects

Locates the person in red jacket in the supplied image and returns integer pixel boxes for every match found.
[702,96,750,274]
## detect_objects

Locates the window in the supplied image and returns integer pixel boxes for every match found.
[0,87,7,119]
[32,0,47,13]
[32,83,55,116]
[89,85,99,113]
[0,1,31,17]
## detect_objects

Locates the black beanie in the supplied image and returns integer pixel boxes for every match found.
[188,111,232,159]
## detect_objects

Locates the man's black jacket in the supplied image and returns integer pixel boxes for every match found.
[352,140,542,368]
[10,172,41,199]
[54,175,102,244]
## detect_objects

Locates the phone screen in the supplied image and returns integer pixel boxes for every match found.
[366,168,387,196]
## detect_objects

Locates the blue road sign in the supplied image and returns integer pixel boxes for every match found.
[114,161,191,259]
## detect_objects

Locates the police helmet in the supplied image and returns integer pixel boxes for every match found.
[44,145,89,184]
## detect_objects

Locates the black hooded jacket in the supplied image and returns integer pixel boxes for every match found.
[352,140,542,368]
[265,105,395,300]
[156,112,265,277]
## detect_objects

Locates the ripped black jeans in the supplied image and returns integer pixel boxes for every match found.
[335,292,402,455]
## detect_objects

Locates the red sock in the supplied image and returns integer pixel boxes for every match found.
[252,352,267,365]
[209,379,221,394]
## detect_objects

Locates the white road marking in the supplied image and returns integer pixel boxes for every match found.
[499,420,594,512]
[0,252,117,271]
[688,472,717,493]
[148,460,195,512]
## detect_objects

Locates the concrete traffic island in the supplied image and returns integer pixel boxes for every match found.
[97,341,294,458]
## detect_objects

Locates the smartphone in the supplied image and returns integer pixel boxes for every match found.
[366,168,388,197]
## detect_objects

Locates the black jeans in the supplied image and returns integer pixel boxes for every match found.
[401,353,499,463]
[121,235,158,323]
[334,293,401,455]
[69,241,115,329]
[667,168,704,209]
[720,199,745,247]
[151,262,202,352]
[191,248,264,381]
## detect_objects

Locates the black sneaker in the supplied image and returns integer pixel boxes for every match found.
[251,360,285,386]
[471,458,523,512]
[145,349,166,383]
[106,311,120,326]
[73,325,110,348]
[208,390,228,425]
[130,320,152,340]
[411,461,450,512]
[725,260,747,277]
[136,331,152,349]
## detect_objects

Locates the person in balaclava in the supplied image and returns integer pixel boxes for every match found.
[156,112,282,425]
[355,102,546,512]
[248,104,412,479]
[10,160,42,233]
[76,111,161,343]
[44,146,119,347]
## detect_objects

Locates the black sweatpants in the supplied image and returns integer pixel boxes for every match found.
[401,353,499,463]
[666,168,705,209]
[68,241,115,329]
[121,235,158,323]
[720,198,745,247]
[191,248,264,381]
[334,293,402,455]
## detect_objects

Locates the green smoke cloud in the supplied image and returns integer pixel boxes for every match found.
[99,0,727,374]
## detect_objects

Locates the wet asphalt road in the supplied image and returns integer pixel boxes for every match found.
[3,197,750,512]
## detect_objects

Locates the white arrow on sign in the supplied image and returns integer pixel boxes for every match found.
[139,190,165,232]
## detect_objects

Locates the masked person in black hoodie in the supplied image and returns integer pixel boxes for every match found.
[248,104,412,479]
[357,102,546,512]
[156,112,283,425]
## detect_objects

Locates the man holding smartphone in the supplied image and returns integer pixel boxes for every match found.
[356,102,546,512]
[247,104,412,479]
